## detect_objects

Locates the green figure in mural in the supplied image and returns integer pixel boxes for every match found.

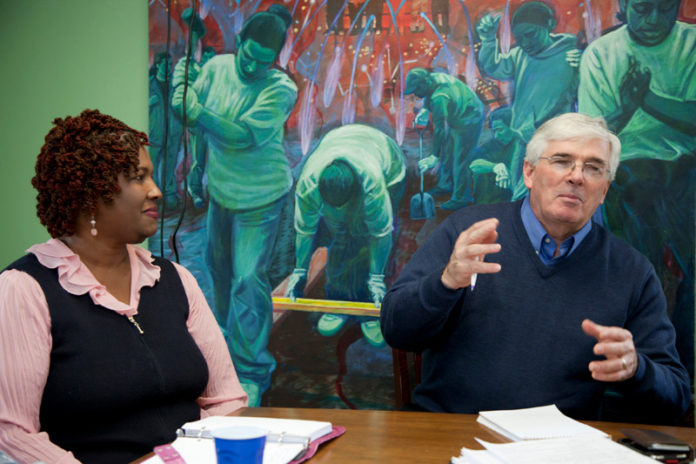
[476,2,580,147]
[171,10,298,406]
[403,68,484,210]
[149,51,184,211]
[469,106,526,204]
[286,124,406,347]
[578,0,696,379]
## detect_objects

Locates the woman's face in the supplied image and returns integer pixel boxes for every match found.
[94,147,162,244]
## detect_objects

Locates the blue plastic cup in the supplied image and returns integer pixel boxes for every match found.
[212,426,267,464]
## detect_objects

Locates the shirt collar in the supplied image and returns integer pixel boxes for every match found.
[520,196,592,264]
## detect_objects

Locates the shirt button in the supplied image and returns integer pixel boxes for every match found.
[544,238,551,243]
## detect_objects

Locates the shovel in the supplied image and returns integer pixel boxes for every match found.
[410,110,436,220]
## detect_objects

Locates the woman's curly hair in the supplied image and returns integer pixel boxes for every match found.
[32,109,149,238]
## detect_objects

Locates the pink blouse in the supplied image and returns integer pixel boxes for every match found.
[0,239,248,464]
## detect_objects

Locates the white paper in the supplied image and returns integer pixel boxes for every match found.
[477,404,608,441]
[473,436,658,464]
[179,415,332,442]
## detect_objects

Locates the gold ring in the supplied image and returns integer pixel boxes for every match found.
[621,357,628,370]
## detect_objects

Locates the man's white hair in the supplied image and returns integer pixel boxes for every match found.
[525,113,621,180]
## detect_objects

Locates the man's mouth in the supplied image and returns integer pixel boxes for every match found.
[143,207,159,219]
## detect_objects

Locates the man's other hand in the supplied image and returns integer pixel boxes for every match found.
[367,273,387,307]
[441,218,502,290]
[582,318,638,381]
[418,155,438,173]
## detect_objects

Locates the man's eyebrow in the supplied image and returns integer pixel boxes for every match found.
[550,152,606,164]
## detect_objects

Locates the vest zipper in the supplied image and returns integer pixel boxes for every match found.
[128,315,144,334]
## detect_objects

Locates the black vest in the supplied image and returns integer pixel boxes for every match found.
[6,254,209,463]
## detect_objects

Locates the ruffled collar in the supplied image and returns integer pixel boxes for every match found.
[27,238,161,316]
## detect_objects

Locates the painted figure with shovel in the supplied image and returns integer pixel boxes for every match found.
[404,67,484,210]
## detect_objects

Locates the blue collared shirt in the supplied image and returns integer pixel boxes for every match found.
[520,196,592,265]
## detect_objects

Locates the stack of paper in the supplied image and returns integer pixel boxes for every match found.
[476,404,608,441]
[452,436,659,464]
[451,405,655,464]
[143,416,333,464]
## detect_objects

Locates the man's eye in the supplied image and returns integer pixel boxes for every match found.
[551,158,572,168]
[584,163,602,174]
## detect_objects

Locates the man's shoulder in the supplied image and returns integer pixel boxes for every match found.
[592,223,653,271]
[585,25,628,54]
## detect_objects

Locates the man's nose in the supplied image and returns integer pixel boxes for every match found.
[567,162,585,183]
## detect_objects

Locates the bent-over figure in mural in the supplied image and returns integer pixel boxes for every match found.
[578,0,696,379]
[286,124,406,348]
[476,2,580,147]
[171,9,298,406]
[404,68,484,210]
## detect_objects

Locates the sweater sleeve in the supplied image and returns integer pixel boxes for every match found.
[174,263,249,416]
[380,217,467,352]
[619,266,691,421]
[0,270,80,464]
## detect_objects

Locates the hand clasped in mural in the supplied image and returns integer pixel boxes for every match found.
[147,0,695,409]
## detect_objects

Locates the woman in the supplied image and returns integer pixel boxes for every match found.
[0,109,247,463]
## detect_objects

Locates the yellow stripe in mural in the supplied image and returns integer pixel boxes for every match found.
[272,297,380,317]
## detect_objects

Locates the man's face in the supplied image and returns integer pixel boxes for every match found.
[408,78,430,99]
[624,0,680,46]
[512,22,552,56]
[156,57,170,83]
[236,38,278,81]
[523,138,611,241]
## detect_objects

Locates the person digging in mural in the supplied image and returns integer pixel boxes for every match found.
[578,0,696,380]
[0,110,247,464]
[286,124,406,348]
[171,7,297,407]
[403,67,484,210]
[476,1,580,189]
[381,113,690,423]
[469,106,526,204]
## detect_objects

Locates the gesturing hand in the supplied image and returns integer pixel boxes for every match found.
[582,319,638,382]
[441,218,502,290]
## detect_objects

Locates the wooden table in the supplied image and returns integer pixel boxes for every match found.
[237,407,695,463]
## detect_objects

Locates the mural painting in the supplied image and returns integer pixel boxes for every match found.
[148,0,696,409]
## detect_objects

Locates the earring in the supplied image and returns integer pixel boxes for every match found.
[90,215,98,237]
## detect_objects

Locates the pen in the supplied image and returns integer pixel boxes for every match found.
[470,256,479,291]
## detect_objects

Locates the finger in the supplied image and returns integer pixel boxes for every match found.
[588,359,629,382]
[456,218,500,247]
[593,339,634,357]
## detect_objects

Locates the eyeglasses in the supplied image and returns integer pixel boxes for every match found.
[539,155,608,179]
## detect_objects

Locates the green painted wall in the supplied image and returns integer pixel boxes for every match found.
[0,0,148,267]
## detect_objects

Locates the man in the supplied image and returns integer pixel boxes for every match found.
[476,2,579,145]
[286,124,405,347]
[380,113,690,423]
[578,0,696,378]
[172,10,298,406]
[403,67,484,210]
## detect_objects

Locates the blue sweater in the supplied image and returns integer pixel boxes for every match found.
[381,201,690,421]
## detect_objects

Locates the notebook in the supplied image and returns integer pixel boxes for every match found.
[142,416,338,464]
[476,404,609,441]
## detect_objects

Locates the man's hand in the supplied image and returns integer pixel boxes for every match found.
[171,86,203,124]
[582,319,638,381]
[367,273,387,307]
[493,163,510,188]
[172,57,201,88]
[285,268,308,302]
[418,154,438,173]
[441,218,502,290]
[476,14,500,41]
